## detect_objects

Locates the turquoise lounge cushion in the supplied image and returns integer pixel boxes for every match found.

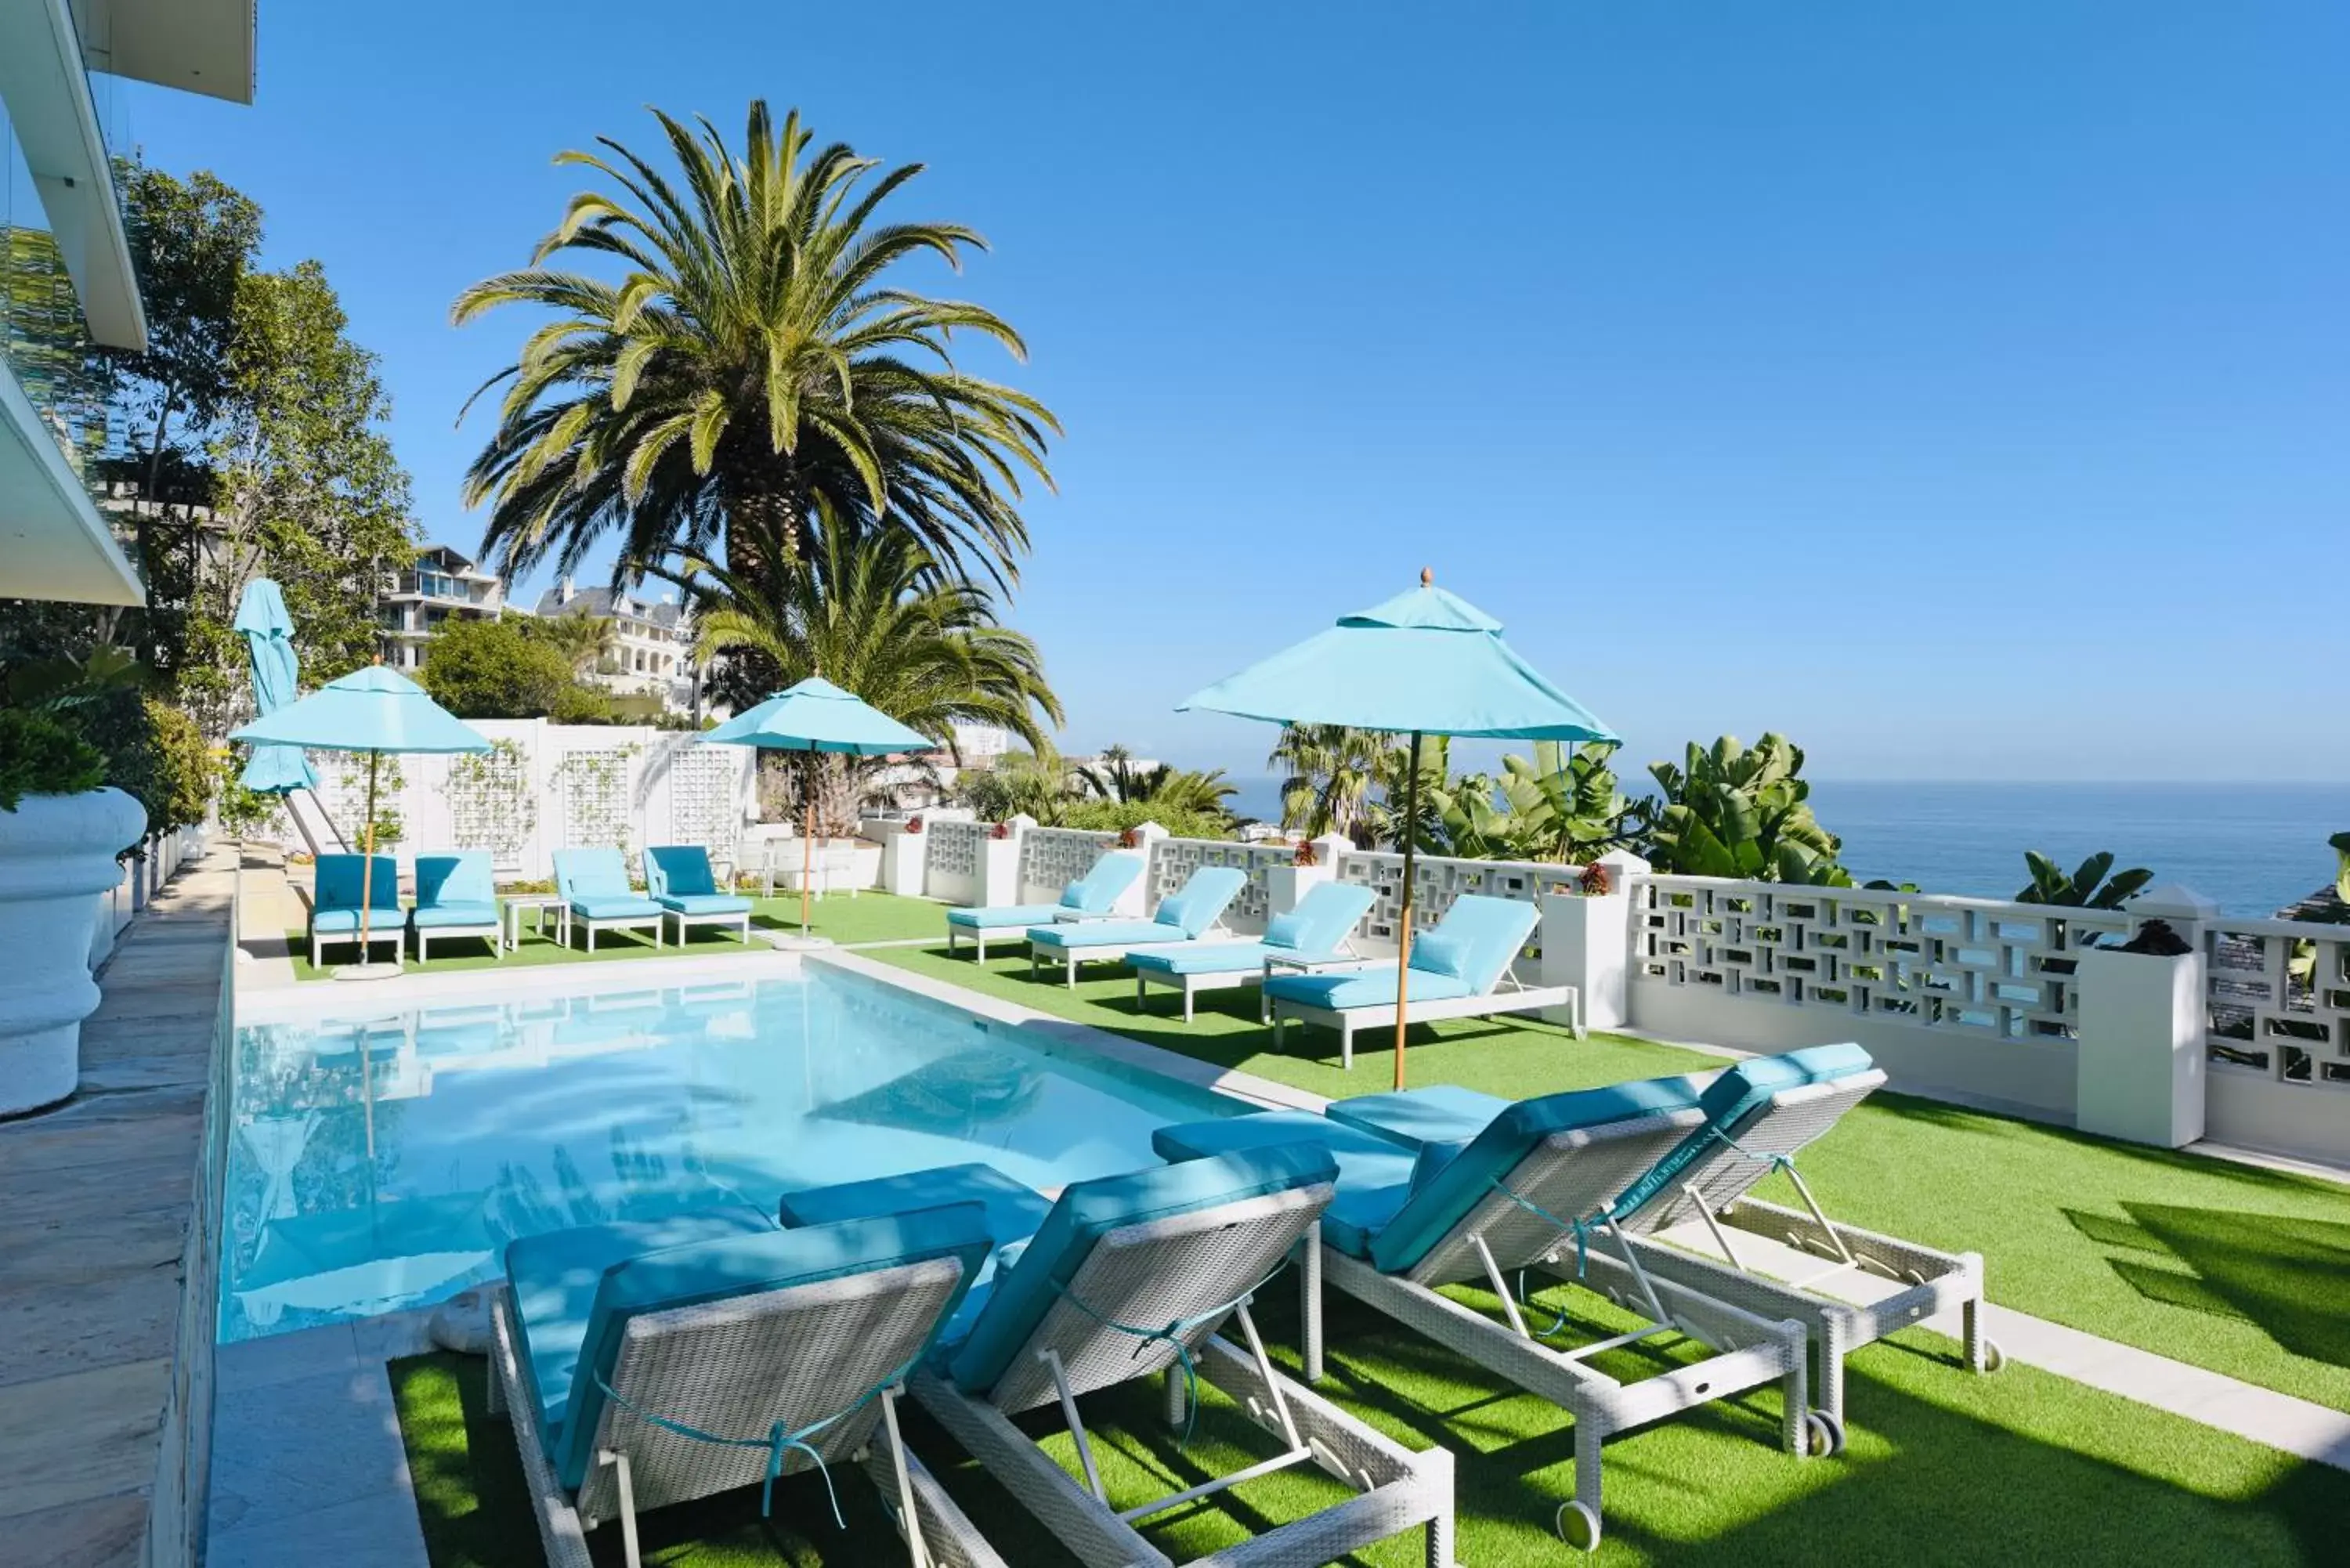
[553,848,634,905]
[1408,930,1476,982]
[313,854,399,916]
[1366,1075,1712,1274]
[414,851,495,909]
[312,905,401,934]
[660,893,752,916]
[947,904,1062,930]
[506,1208,779,1441]
[1264,910,1310,950]
[410,901,500,929]
[778,1164,1055,1343]
[946,1143,1338,1396]
[1151,867,1246,938]
[526,1202,992,1491]
[1326,1084,1516,1149]
[1412,894,1538,993]
[1060,852,1144,912]
[1282,882,1377,955]
[1264,965,1473,1011]
[572,896,663,921]
[1151,1114,1414,1259]
[1130,941,1289,977]
[1030,919,1185,951]
[645,845,721,899]
[1609,1045,1877,1226]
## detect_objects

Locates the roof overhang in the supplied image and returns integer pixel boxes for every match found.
[0,359,144,605]
[0,0,145,348]
[72,0,256,105]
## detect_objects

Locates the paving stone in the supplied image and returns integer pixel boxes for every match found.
[208,1366,413,1534]
[207,1487,430,1568]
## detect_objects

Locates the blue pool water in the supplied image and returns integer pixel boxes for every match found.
[220,966,1232,1343]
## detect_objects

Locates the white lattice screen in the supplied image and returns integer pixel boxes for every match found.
[663,746,739,861]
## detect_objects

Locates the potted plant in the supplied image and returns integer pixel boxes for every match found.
[1293,838,1320,869]
[1579,862,1614,897]
[0,709,148,1115]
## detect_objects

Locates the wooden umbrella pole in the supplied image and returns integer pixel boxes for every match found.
[359,750,379,968]
[1392,729,1422,1090]
[801,745,815,936]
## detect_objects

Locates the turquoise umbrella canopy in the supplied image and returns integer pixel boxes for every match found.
[1177,572,1618,1089]
[230,665,494,755]
[703,676,933,754]
[231,579,317,794]
[1178,578,1619,742]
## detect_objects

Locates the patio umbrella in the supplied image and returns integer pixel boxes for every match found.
[230,666,490,978]
[230,579,317,795]
[1178,570,1618,1088]
[702,677,931,943]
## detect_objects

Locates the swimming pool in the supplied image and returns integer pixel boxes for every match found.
[220,963,1235,1342]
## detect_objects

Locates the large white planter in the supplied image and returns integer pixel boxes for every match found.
[0,788,146,1116]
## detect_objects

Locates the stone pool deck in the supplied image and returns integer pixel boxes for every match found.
[0,847,235,1566]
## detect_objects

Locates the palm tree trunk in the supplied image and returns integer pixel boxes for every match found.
[722,479,808,583]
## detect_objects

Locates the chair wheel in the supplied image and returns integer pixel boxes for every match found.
[1981,1339,2006,1373]
[1556,1499,1602,1552]
[1804,1410,1845,1457]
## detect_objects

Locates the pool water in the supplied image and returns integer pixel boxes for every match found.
[220,966,1233,1342]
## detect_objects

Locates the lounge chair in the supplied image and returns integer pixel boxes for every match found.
[1263,893,1580,1068]
[776,1153,1456,1568]
[409,851,502,962]
[645,845,754,946]
[553,848,664,954]
[307,853,402,968]
[1023,865,1249,988]
[1332,1045,1998,1440]
[1154,1068,1834,1554]
[488,1204,1008,1568]
[1129,880,1377,1021]
[943,850,1144,962]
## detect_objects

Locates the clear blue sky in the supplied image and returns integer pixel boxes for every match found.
[117,2,2347,782]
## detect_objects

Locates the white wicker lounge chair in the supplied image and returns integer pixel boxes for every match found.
[1024,865,1249,988]
[1156,1069,1838,1555]
[776,1151,1459,1568]
[487,1205,1007,1568]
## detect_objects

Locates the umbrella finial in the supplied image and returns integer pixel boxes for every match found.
[1419,566,1434,587]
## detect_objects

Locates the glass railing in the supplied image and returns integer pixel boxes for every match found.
[0,102,107,481]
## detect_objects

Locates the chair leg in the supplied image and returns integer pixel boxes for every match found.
[588,924,596,955]
[1341,1019,1354,1070]
[601,1449,642,1568]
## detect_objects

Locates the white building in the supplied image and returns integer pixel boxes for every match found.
[0,1,255,605]
[378,544,511,672]
[534,578,696,714]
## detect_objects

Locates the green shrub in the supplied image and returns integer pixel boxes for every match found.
[1060,799,1232,842]
[0,708,106,811]
[549,681,616,724]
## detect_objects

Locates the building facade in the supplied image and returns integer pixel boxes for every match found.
[534,577,697,714]
[378,544,511,671]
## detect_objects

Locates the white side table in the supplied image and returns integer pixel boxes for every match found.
[502,893,569,952]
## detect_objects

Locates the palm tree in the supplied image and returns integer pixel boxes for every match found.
[454,102,1058,590]
[522,610,616,677]
[678,513,1062,834]
[1269,724,1395,839]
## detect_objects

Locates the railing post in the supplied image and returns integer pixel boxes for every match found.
[2075,883,2217,1147]
[1539,851,1646,1031]
[980,815,1031,908]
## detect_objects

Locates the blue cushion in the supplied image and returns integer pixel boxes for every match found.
[1264,965,1473,1011]
[313,854,399,916]
[1152,867,1246,938]
[521,1204,993,1491]
[1264,911,1310,951]
[1281,882,1377,954]
[506,1209,779,1443]
[1368,1075,1712,1274]
[645,845,720,900]
[414,851,495,909]
[1609,1046,1877,1225]
[661,893,753,916]
[1130,941,1289,977]
[311,905,402,934]
[554,849,633,905]
[778,1165,1055,1344]
[1412,894,1538,993]
[946,1144,1339,1395]
[1151,1114,1414,1259]
[410,901,500,929]
[947,904,1064,930]
[1409,930,1477,982]
[1060,852,1144,912]
[1326,1085,1516,1150]
[1029,919,1187,952]
[572,895,663,921]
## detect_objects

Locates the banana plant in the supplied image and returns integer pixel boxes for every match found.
[1641,733,1853,885]
[2013,851,2153,909]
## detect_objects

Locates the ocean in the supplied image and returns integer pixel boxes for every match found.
[1222,778,2350,918]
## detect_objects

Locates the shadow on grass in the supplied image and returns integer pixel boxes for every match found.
[2120,1203,2350,1371]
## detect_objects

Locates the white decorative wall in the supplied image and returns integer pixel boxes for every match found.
[1145,837,1314,936]
[1018,827,1119,905]
[925,818,990,906]
[1337,850,1578,956]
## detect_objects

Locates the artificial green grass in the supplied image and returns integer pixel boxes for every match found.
[391,1281,2350,1566]
[868,943,2350,1414]
[283,892,951,981]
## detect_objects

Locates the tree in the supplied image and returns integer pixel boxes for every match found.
[960,748,1072,823]
[1271,724,1396,839]
[521,610,616,676]
[1640,734,1852,885]
[454,101,1058,591]
[2015,851,2153,909]
[419,618,573,718]
[681,515,1063,833]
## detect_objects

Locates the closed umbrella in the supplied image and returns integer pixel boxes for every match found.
[230,666,490,978]
[1179,570,1618,1087]
[230,580,317,795]
[703,677,931,944]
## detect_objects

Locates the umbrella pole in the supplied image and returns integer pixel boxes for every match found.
[801,746,814,937]
[1392,730,1422,1091]
[359,750,380,970]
